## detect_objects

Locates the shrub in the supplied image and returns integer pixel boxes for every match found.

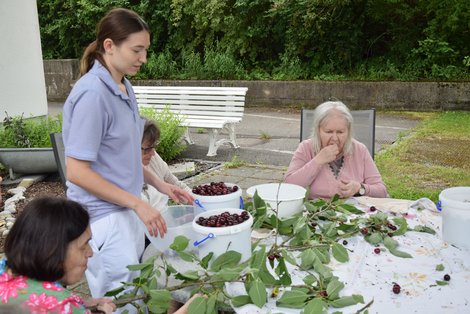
[139,107,187,161]
[0,113,62,148]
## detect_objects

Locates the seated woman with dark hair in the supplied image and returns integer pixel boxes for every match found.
[0,197,115,313]
[285,100,387,199]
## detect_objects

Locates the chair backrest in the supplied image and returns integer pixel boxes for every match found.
[49,132,67,190]
[300,108,376,159]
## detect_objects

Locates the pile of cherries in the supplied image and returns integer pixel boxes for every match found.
[192,182,239,196]
[196,210,250,228]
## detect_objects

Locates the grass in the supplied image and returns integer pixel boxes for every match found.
[259,131,272,140]
[224,155,247,169]
[376,111,470,202]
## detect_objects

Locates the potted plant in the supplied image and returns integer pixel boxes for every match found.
[0,113,62,179]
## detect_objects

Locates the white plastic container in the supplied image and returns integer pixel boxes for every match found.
[146,205,204,255]
[246,183,306,219]
[192,183,243,211]
[439,187,470,250]
[192,208,253,263]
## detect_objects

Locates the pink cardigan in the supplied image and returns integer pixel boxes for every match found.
[284,139,387,199]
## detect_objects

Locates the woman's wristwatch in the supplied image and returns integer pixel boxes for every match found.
[354,183,366,197]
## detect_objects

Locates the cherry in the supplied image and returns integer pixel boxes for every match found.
[370,206,377,212]
[392,283,401,294]
[360,227,369,235]
[192,182,239,196]
[374,248,381,254]
[444,274,451,281]
[268,255,275,261]
[195,211,250,227]
[342,240,348,245]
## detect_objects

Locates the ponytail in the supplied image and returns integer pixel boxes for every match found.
[79,41,97,76]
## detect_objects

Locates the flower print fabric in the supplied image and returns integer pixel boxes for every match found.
[0,259,91,313]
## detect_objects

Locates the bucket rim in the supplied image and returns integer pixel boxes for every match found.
[246,183,306,201]
[192,208,253,236]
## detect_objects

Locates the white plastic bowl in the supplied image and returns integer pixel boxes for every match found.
[439,186,470,250]
[192,183,242,211]
[192,208,253,263]
[145,205,204,255]
[246,183,306,219]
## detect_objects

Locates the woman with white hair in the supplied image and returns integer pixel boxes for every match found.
[284,100,387,199]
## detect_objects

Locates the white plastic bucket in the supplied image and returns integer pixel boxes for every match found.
[146,205,204,255]
[192,208,253,263]
[439,187,470,250]
[192,183,243,211]
[246,183,306,219]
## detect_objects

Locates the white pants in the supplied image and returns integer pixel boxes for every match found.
[86,210,145,314]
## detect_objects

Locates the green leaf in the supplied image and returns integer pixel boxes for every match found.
[211,268,241,282]
[303,274,317,286]
[276,258,292,286]
[200,252,214,269]
[258,259,278,286]
[392,217,408,236]
[313,259,333,280]
[188,296,207,314]
[435,280,449,286]
[147,299,168,314]
[383,236,398,250]
[104,286,125,297]
[302,299,327,314]
[329,295,364,308]
[281,249,297,266]
[389,248,413,258]
[331,242,349,263]
[366,232,383,245]
[313,248,330,264]
[206,294,217,314]
[300,249,316,269]
[148,289,172,303]
[331,194,340,203]
[210,251,242,272]
[276,290,308,304]
[436,264,445,271]
[231,295,252,307]
[127,262,153,271]
[178,251,196,262]
[413,225,436,235]
[249,279,267,308]
[338,203,364,215]
[170,235,190,251]
[175,270,200,281]
[293,216,307,235]
[326,278,344,300]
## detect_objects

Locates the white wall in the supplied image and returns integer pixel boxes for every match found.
[0,0,47,120]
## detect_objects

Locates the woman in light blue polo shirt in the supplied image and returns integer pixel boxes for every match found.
[62,8,193,313]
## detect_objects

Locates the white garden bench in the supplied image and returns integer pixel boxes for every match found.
[133,86,248,157]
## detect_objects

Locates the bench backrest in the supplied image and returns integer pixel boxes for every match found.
[133,86,248,121]
[300,108,376,159]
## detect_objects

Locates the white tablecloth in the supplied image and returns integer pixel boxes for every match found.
[146,197,470,313]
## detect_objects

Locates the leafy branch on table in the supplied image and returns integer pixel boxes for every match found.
[97,193,436,314]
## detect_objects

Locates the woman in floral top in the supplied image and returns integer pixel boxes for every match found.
[0,197,115,313]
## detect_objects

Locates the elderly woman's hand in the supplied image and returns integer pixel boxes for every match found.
[162,182,195,205]
[338,179,361,198]
[86,297,117,314]
[315,144,340,165]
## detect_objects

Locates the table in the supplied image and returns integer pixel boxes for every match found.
[144,197,470,313]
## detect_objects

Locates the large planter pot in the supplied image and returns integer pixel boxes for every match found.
[0,148,57,179]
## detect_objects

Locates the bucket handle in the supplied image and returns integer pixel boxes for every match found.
[436,200,442,211]
[194,199,205,209]
[240,196,244,209]
[194,233,215,247]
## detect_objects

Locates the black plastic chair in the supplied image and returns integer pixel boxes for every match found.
[300,108,376,159]
[50,132,67,190]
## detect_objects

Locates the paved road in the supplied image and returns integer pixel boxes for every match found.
[48,103,419,166]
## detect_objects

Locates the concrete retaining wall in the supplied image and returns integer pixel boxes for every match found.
[44,59,470,110]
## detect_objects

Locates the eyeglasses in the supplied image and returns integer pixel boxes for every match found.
[141,145,154,155]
